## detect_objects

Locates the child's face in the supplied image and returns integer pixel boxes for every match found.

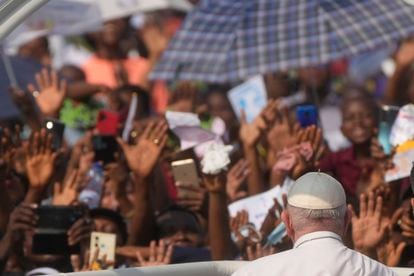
[341,100,376,145]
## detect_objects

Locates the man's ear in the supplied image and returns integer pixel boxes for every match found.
[344,206,352,235]
[281,210,295,241]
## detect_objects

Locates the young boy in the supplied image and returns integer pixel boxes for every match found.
[317,89,380,200]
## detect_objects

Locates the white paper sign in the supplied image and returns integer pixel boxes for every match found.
[385,149,414,182]
[165,111,215,150]
[390,104,414,146]
[228,75,267,123]
[228,179,293,229]
[174,127,216,150]
[166,111,200,129]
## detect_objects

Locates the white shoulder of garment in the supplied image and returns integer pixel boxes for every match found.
[231,231,397,276]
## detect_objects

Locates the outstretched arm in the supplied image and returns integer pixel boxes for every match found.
[118,120,168,245]
[205,174,236,260]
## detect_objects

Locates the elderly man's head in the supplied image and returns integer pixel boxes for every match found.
[281,172,351,242]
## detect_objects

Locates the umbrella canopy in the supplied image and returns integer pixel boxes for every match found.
[0,0,48,42]
[151,0,414,83]
[78,0,193,22]
[5,0,102,48]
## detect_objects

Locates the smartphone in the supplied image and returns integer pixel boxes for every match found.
[296,105,318,128]
[92,135,118,164]
[44,118,65,149]
[171,159,199,186]
[96,110,120,136]
[32,205,86,254]
[378,105,399,155]
[89,232,116,269]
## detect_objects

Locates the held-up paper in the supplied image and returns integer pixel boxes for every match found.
[385,148,414,182]
[166,111,201,129]
[390,104,414,146]
[166,111,215,150]
[228,178,293,229]
[228,75,267,123]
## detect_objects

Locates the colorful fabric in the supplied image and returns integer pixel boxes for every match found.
[83,55,150,88]
[59,99,102,129]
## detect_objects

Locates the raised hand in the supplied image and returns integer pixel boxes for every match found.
[117,120,168,178]
[230,210,249,250]
[377,226,406,267]
[28,69,67,117]
[67,217,93,247]
[350,193,388,253]
[4,203,37,239]
[24,129,58,189]
[392,205,414,241]
[136,240,173,267]
[260,197,285,237]
[204,174,227,194]
[53,170,80,206]
[141,23,168,61]
[290,125,325,179]
[266,105,298,152]
[245,243,276,261]
[9,87,36,114]
[9,87,43,130]
[226,159,249,202]
[176,183,206,212]
[239,100,279,148]
[0,126,21,171]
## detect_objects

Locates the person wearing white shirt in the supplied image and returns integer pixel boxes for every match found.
[232,172,396,276]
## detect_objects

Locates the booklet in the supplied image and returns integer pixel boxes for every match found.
[228,75,267,123]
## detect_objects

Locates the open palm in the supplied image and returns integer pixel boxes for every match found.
[240,100,279,148]
[350,193,388,251]
[136,240,173,267]
[25,129,57,188]
[118,121,167,178]
[53,170,80,206]
[28,69,67,117]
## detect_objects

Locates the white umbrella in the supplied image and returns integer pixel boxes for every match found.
[78,0,193,22]
[0,0,49,43]
[5,0,102,48]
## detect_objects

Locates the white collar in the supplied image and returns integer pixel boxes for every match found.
[294,231,343,248]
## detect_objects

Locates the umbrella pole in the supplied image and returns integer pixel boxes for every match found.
[309,79,325,131]
[1,45,18,88]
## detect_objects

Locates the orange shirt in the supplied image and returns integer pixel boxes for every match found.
[151,80,170,113]
[82,55,151,88]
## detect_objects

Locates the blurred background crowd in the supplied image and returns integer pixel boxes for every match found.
[0,0,414,274]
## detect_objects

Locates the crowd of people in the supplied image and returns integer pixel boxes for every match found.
[0,3,414,275]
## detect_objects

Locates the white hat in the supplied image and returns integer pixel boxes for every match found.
[288,172,346,209]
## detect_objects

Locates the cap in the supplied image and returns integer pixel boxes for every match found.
[288,172,346,209]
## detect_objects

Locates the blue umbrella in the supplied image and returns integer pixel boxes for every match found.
[151,0,414,83]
